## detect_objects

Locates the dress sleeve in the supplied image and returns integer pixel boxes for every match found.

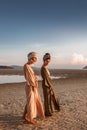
[24,64,35,87]
[41,66,52,88]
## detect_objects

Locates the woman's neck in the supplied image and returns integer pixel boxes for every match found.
[43,63,47,67]
[27,62,32,65]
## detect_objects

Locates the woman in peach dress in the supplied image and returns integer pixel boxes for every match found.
[23,52,44,124]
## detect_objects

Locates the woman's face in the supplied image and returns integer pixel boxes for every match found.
[29,57,37,64]
[44,59,50,66]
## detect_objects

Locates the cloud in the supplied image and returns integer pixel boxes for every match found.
[71,53,87,65]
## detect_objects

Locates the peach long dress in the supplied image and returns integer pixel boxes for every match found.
[24,63,44,120]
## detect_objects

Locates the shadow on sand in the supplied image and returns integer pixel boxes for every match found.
[0,114,26,129]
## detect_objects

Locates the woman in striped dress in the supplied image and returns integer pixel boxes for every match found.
[23,52,44,124]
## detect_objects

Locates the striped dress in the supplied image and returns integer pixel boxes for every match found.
[24,63,44,120]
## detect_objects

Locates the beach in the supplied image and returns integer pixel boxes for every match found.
[0,69,87,130]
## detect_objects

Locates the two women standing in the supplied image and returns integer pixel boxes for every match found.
[23,52,60,124]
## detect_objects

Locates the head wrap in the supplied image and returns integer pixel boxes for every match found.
[27,52,38,61]
[43,53,51,61]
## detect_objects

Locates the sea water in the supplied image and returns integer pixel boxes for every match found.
[0,75,65,84]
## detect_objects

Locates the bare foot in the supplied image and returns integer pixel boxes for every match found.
[25,117,36,125]
[29,120,37,125]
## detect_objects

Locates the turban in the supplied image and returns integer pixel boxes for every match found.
[43,53,51,61]
[27,52,38,61]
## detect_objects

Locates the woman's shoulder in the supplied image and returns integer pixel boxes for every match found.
[23,63,30,69]
[41,66,47,73]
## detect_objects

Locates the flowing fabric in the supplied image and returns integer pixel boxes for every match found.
[41,66,53,115]
[24,64,44,120]
[41,66,60,113]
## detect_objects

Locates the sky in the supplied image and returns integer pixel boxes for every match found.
[0,0,87,69]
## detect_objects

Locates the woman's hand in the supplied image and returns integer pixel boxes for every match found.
[49,87,53,94]
[35,77,38,88]
[35,81,38,88]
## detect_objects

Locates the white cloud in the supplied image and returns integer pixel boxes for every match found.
[71,53,87,65]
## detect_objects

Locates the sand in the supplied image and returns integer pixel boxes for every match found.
[0,69,87,130]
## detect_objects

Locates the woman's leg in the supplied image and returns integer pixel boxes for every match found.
[23,104,36,124]
[25,116,36,125]
[43,89,52,116]
[49,94,53,113]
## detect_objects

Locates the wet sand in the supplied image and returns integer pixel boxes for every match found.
[0,69,87,130]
